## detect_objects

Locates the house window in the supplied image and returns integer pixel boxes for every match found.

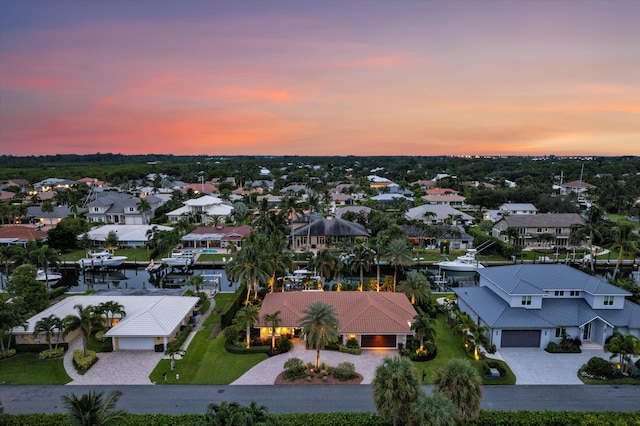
[555,326,566,338]
[128,207,135,212]
[554,291,564,297]
[556,228,562,235]
[537,228,543,233]
[318,236,325,245]
[521,296,532,306]
[604,296,614,306]
[570,291,580,297]
[93,207,100,212]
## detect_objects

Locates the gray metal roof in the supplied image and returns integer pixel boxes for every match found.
[292,217,369,237]
[455,287,640,329]
[478,265,630,296]
[500,213,584,228]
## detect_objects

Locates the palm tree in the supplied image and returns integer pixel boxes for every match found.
[348,242,374,289]
[233,305,260,349]
[382,237,414,291]
[62,390,127,426]
[433,358,483,422]
[186,274,204,293]
[135,197,152,224]
[411,307,436,351]
[29,244,59,288]
[225,233,271,303]
[41,200,55,224]
[313,249,338,287]
[300,301,340,370]
[96,301,126,329]
[372,356,422,426]
[63,304,102,357]
[611,221,638,280]
[397,272,431,305]
[165,341,185,371]
[33,314,64,350]
[604,332,640,374]
[262,310,282,349]
[581,205,604,272]
[408,391,456,426]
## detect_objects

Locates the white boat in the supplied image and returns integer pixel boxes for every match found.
[77,250,128,269]
[436,249,484,272]
[161,251,195,268]
[35,269,62,286]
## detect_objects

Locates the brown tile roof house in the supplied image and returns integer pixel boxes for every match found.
[0,225,48,246]
[256,291,417,348]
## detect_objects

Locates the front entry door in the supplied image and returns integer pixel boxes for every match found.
[582,322,591,340]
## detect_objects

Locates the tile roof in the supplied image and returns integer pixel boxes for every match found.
[0,225,48,242]
[257,291,417,334]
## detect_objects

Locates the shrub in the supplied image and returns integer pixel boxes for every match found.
[223,341,270,355]
[0,349,16,359]
[277,336,292,353]
[487,344,497,354]
[38,347,65,360]
[338,344,361,355]
[346,337,359,349]
[72,349,98,374]
[583,357,614,378]
[333,361,358,381]
[95,331,106,342]
[283,357,306,381]
[222,325,239,344]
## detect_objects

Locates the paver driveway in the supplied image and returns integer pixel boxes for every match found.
[494,347,610,385]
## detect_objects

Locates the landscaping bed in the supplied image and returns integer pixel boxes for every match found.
[274,370,363,385]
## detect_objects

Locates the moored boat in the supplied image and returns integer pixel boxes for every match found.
[77,250,128,269]
[436,249,484,272]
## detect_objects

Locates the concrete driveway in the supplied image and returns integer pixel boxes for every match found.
[64,337,164,385]
[493,347,610,385]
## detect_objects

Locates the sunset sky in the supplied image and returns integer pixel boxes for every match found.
[1,0,638,157]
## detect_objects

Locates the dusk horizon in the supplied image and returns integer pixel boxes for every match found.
[1,0,638,157]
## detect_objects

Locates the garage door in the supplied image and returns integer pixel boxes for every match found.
[117,337,154,350]
[501,330,541,347]
[361,335,397,348]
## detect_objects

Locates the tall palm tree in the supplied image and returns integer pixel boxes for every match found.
[186,274,205,293]
[410,307,436,351]
[382,238,414,291]
[313,249,338,286]
[349,242,374,289]
[62,390,127,426]
[433,358,483,422]
[135,197,152,224]
[300,301,340,370]
[397,272,431,305]
[225,233,271,303]
[33,314,64,350]
[265,234,294,293]
[233,305,260,349]
[262,310,282,349]
[372,356,422,426]
[63,304,102,357]
[29,244,59,288]
[581,205,604,272]
[611,221,638,280]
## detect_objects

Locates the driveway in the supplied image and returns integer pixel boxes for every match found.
[64,337,163,385]
[493,347,609,385]
[232,340,396,385]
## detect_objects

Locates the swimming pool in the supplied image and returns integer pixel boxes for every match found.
[201,249,218,254]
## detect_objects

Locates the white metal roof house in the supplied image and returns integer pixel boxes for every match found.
[166,195,233,224]
[405,205,474,225]
[14,295,199,351]
[454,265,640,349]
[85,224,173,248]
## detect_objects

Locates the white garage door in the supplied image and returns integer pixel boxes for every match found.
[118,337,154,350]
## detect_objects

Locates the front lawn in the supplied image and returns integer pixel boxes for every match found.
[149,292,267,384]
[411,313,516,385]
[0,353,71,385]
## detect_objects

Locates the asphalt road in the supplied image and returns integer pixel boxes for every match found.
[1,385,638,415]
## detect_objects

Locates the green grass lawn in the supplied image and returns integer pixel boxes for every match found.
[149,291,267,384]
[412,314,516,385]
[0,353,71,385]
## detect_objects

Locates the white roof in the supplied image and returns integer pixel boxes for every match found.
[87,225,173,242]
[185,195,223,206]
[16,295,198,338]
[405,204,474,221]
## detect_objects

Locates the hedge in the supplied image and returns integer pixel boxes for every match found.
[220,283,248,328]
[14,342,69,353]
[72,349,98,375]
[38,347,65,360]
[3,411,640,426]
[223,340,271,355]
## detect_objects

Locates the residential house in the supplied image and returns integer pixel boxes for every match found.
[492,213,584,248]
[425,188,459,196]
[183,182,218,195]
[85,193,162,225]
[85,224,173,248]
[368,175,393,189]
[454,264,640,348]
[33,178,77,192]
[405,205,474,225]
[334,206,371,220]
[371,193,414,206]
[26,205,72,226]
[291,217,369,252]
[410,180,437,190]
[500,203,538,215]
[14,294,199,351]
[0,225,48,247]
[560,180,596,196]
[421,194,466,206]
[256,291,417,349]
[181,225,252,250]
[256,194,283,206]
[166,195,233,224]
